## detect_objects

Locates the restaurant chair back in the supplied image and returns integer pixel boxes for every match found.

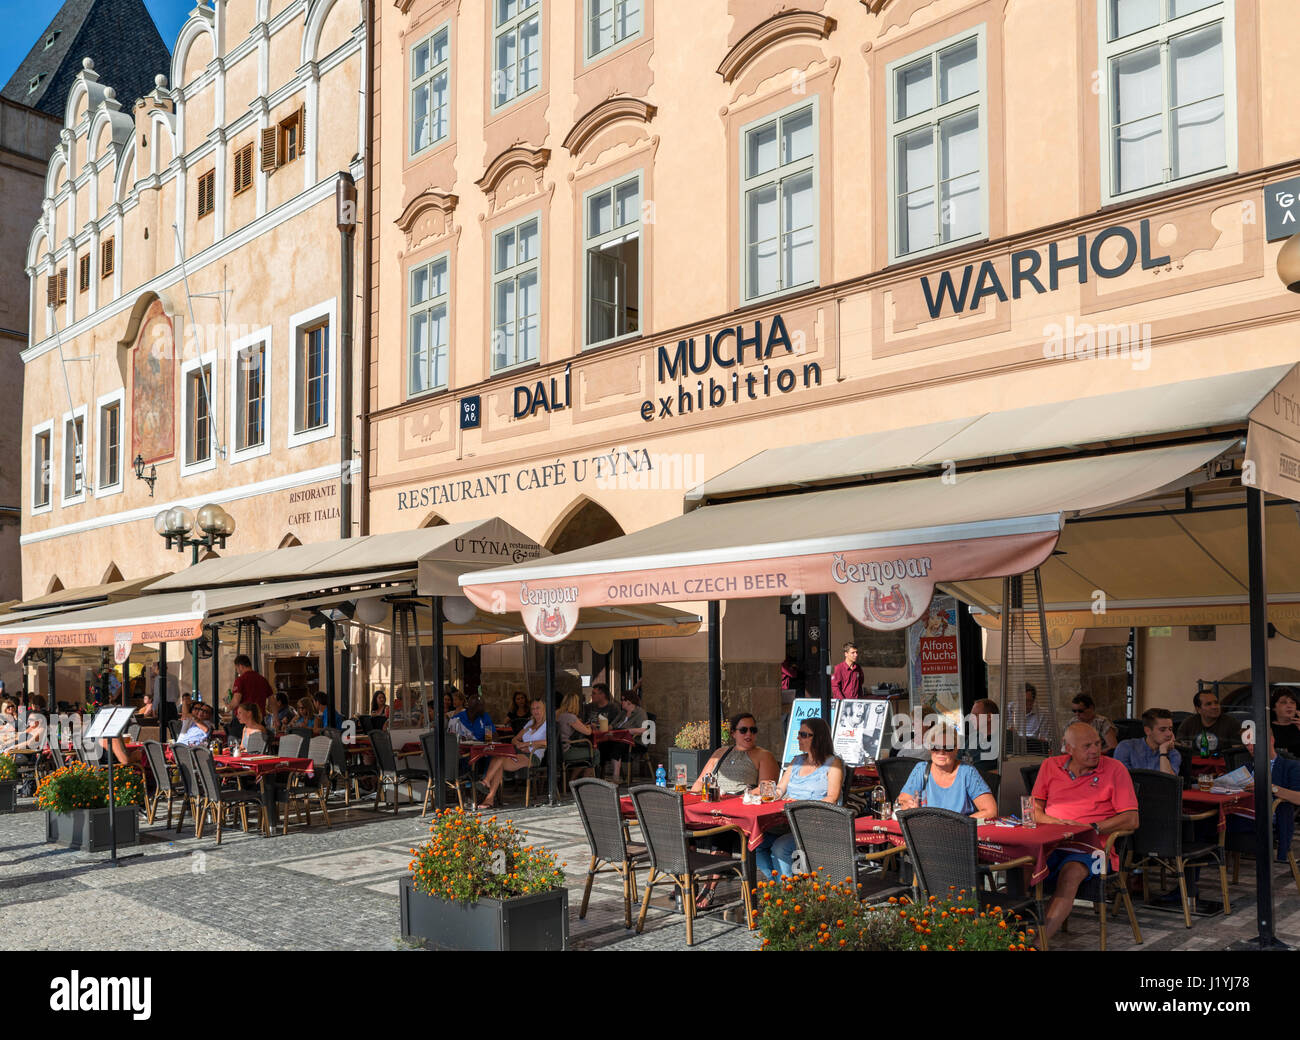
[977,767,1000,802]
[279,734,306,759]
[323,727,344,744]
[289,727,313,745]
[877,756,918,804]
[369,729,398,774]
[167,718,183,740]
[629,784,693,876]
[244,730,268,754]
[1019,763,1041,797]
[896,807,979,902]
[1128,768,1184,859]
[416,730,463,813]
[1113,718,1144,743]
[307,736,332,769]
[785,800,858,885]
[572,778,632,865]
[127,724,140,742]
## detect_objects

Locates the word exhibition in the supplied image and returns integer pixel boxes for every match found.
[395,446,654,511]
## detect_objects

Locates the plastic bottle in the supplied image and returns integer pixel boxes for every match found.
[655,764,667,788]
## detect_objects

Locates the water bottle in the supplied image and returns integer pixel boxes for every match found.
[655,764,667,788]
[1199,730,1210,758]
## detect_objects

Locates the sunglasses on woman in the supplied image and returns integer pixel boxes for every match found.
[735,726,758,735]
[797,731,812,739]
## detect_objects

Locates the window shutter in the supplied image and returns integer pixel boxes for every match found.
[298,104,307,156]
[57,268,67,305]
[261,126,278,172]
[101,238,114,278]
[78,254,90,292]
[46,275,56,307]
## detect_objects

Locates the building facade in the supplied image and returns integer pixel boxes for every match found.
[20,0,365,702]
[366,0,1300,742]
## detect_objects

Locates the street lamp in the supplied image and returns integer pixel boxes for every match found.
[1278,232,1300,293]
[133,454,158,496]
[155,503,237,704]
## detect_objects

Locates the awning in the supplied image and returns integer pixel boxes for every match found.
[687,365,1295,504]
[461,439,1235,641]
[0,570,413,652]
[2,573,172,615]
[143,518,543,597]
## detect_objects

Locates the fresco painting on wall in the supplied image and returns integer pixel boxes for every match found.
[132,300,175,464]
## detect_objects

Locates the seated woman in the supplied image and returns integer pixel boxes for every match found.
[505,691,531,735]
[602,689,649,783]
[370,691,389,718]
[896,725,997,820]
[691,712,780,796]
[292,695,320,735]
[236,703,268,751]
[755,717,844,879]
[557,692,596,780]
[479,699,547,809]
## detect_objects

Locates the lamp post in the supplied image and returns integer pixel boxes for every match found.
[155,504,236,705]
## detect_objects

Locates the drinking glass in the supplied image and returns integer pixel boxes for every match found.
[760,780,776,804]
[1020,795,1037,828]
[674,764,688,793]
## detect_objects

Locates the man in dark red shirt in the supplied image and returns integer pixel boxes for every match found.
[831,643,863,700]
[230,654,273,715]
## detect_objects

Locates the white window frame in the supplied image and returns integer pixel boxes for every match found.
[31,419,53,515]
[410,22,452,159]
[491,0,542,112]
[885,25,989,265]
[229,326,272,464]
[739,95,820,306]
[1097,0,1236,206]
[490,212,542,374]
[94,388,125,497]
[60,405,88,507]
[180,350,218,477]
[407,252,451,398]
[287,298,337,448]
[584,0,642,63]
[582,170,643,349]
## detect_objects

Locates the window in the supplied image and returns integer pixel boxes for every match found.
[43,32,59,50]
[741,99,818,303]
[586,0,641,59]
[1099,0,1234,202]
[411,26,451,155]
[408,255,450,396]
[27,74,42,95]
[235,340,267,454]
[100,237,114,278]
[62,410,86,502]
[32,423,52,511]
[96,391,123,492]
[197,170,215,218]
[492,0,541,110]
[78,254,90,293]
[491,216,540,372]
[183,360,215,469]
[583,173,641,346]
[299,322,329,433]
[233,143,254,195]
[887,28,986,262]
[47,267,67,307]
[279,110,303,165]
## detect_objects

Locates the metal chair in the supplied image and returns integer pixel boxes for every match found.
[784,800,904,895]
[877,756,920,804]
[1019,762,1042,798]
[278,734,306,759]
[897,807,1043,939]
[1129,767,1230,927]
[171,744,204,836]
[243,730,267,754]
[418,730,467,814]
[191,746,264,843]
[142,740,184,828]
[329,735,378,804]
[166,718,183,741]
[571,778,649,929]
[628,784,753,946]
[369,730,419,812]
[1226,798,1300,895]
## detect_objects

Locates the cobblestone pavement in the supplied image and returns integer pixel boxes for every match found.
[3,786,1299,952]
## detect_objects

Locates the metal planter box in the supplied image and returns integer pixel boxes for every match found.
[668,747,713,785]
[0,780,16,814]
[44,808,139,852]
[399,876,568,951]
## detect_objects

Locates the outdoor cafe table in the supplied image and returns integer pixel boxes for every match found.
[461,740,518,767]
[617,791,788,851]
[591,729,635,747]
[854,817,1092,888]
[1182,788,1253,833]
[212,754,314,834]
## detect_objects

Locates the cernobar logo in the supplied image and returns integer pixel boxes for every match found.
[49,972,151,1020]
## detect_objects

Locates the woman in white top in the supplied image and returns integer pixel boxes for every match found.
[480,698,546,809]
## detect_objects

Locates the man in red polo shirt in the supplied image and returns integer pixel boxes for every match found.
[1031,721,1139,943]
[230,654,273,715]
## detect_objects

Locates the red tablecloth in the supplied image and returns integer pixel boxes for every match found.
[618,791,702,818]
[461,741,520,766]
[592,729,635,747]
[854,817,1091,887]
[852,765,879,783]
[1183,788,1252,833]
[213,754,313,778]
[684,796,789,851]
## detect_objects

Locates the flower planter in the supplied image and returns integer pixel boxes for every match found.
[45,807,139,852]
[399,876,568,951]
[0,779,17,814]
[668,747,713,785]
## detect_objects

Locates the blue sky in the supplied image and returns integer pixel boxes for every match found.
[0,1,191,91]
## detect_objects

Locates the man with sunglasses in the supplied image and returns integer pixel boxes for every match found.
[1069,694,1117,751]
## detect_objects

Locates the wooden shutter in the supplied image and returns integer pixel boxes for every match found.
[298,103,307,158]
[46,274,56,307]
[260,126,279,172]
[56,268,67,305]
[78,254,90,292]
[101,238,114,278]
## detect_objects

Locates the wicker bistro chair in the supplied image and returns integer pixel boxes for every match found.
[896,807,1045,941]
[270,737,333,833]
[783,800,905,895]
[166,718,183,741]
[1226,798,1300,895]
[329,735,378,804]
[1128,768,1230,927]
[572,778,650,929]
[628,784,754,947]
[877,757,919,804]
[369,730,420,812]
[190,746,265,844]
[142,740,185,828]
[171,744,205,836]
[418,731,468,815]
[1020,763,1043,799]
[243,730,267,754]
[277,734,306,759]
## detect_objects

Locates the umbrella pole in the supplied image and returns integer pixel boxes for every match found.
[708,601,722,750]
[431,596,446,812]
[209,625,219,725]
[817,594,831,724]
[545,643,557,806]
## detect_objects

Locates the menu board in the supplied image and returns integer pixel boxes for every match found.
[780,698,838,765]
[831,698,891,767]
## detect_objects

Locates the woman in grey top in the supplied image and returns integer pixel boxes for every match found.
[691,712,780,796]
[602,689,650,783]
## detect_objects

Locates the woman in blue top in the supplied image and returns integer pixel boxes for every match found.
[897,726,997,820]
[755,717,844,880]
